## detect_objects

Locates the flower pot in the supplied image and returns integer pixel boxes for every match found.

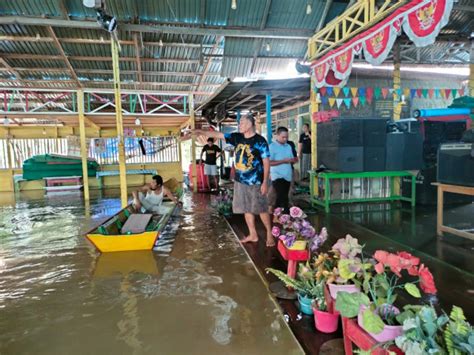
[328,283,360,300]
[286,240,307,251]
[297,293,314,315]
[357,306,403,342]
[313,307,339,333]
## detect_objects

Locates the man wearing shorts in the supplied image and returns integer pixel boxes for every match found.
[200,137,222,191]
[192,114,274,247]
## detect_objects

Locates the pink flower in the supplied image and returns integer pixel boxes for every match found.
[279,214,290,224]
[273,207,283,217]
[271,226,281,237]
[289,206,303,218]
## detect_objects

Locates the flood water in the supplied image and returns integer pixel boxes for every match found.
[0,191,303,355]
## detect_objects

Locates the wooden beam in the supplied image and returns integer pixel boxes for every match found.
[0,58,22,80]
[0,16,313,40]
[133,34,143,84]
[58,0,70,20]
[0,79,222,87]
[84,115,100,130]
[196,36,222,93]
[228,94,257,110]
[316,0,333,32]
[0,67,221,76]
[250,0,273,73]
[47,26,81,87]
[241,88,308,96]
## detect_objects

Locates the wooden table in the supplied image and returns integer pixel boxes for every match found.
[433,183,474,240]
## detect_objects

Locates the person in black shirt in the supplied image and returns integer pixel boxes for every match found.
[200,137,222,191]
[298,123,312,180]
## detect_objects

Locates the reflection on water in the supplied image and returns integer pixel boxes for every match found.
[0,192,302,355]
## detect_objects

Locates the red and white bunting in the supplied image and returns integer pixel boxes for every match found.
[403,0,454,47]
[363,19,402,65]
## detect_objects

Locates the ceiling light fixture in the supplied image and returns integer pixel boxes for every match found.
[231,0,237,10]
[3,117,9,126]
[135,118,141,126]
[306,3,312,15]
[96,8,117,33]
[35,33,41,40]
[42,128,46,135]
[265,43,271,52]
[159,39,163,47]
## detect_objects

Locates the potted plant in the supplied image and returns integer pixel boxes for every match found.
[336,250,438,343]
[311,280,340,333]
[266,263,320,315]
[312,235,370,300]
[272,207,327,252]
[395,305,474,355]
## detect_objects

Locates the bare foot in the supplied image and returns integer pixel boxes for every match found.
[266,238,276,247]
[241,235,258,243]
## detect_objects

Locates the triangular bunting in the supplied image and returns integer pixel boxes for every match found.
[416,89,423,98]
[343,98,351,108]
[374,87,382,100]
[336,98,343,108]
[410,89,417,99]
[326,87,334,96]
[321,96,329,106]
[422,89,428,98]
[440,89,446,99]
[403,88,410,99]
[319,87,327,96]
[333,87,341,97]
[352,97,359,107]
[434,89,440,98]
[328,98,336,107]
[351,87,358,97]
[428,89,434,99]
[445,89,452,99]
[452,89,458,98]
[360,97,366,106]
[366,88,374,103]
[395,88,401,97]
[458,88,464,96]
[381,88,389,99]
[359,88,366,97]
[342,87,350,97]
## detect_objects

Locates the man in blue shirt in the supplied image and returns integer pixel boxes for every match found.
[269,127,297,213]
[191,114,274,247]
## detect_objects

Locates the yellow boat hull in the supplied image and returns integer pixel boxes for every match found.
[87,231,159,253]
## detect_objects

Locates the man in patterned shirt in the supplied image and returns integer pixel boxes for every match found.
[192,114,274,247]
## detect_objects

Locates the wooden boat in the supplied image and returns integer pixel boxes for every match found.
[86,201,177,253]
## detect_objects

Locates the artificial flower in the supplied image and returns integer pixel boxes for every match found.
[271,226,280,237]
[289,206,303,218]
[418,264,437,294]
[279,214,290,224]
[273,207,283,217]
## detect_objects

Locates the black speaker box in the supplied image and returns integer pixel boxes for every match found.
[318,119,363,147]
[437,143,474,187]
[364,147,386,171]
[402,166,473,205]
[386,133,423,170]
[363,119,387,147]
[318,146,364,172]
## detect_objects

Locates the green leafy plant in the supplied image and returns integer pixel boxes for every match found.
[395,306,448,355]
[266,264,321,299]
[444,306,474,355]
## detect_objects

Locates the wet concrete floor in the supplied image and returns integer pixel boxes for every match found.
[0,190,303,355]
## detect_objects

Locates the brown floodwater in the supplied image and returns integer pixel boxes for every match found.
[0,191,303,355]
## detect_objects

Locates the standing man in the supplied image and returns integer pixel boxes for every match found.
[192,114,274,247]
[298,123,312,180]
[200,137,222,191]
[269,127,297,213]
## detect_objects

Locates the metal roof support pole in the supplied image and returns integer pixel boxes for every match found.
[470,40,474,97]
[111,36,128,208]
[393,41,402,121]
[189,93,197,193]
[77,89,90,203]
[266,94,272,144]
[310,79,319,196]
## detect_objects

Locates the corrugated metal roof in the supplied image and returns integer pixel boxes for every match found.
[221,57,253,78]
[266,0,324,30]
[0,41,59,55]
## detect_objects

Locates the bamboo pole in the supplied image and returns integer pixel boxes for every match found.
[78,90,90,202]
[189,93,197,193]
[310,77,319,196]
[111,36,128,207]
